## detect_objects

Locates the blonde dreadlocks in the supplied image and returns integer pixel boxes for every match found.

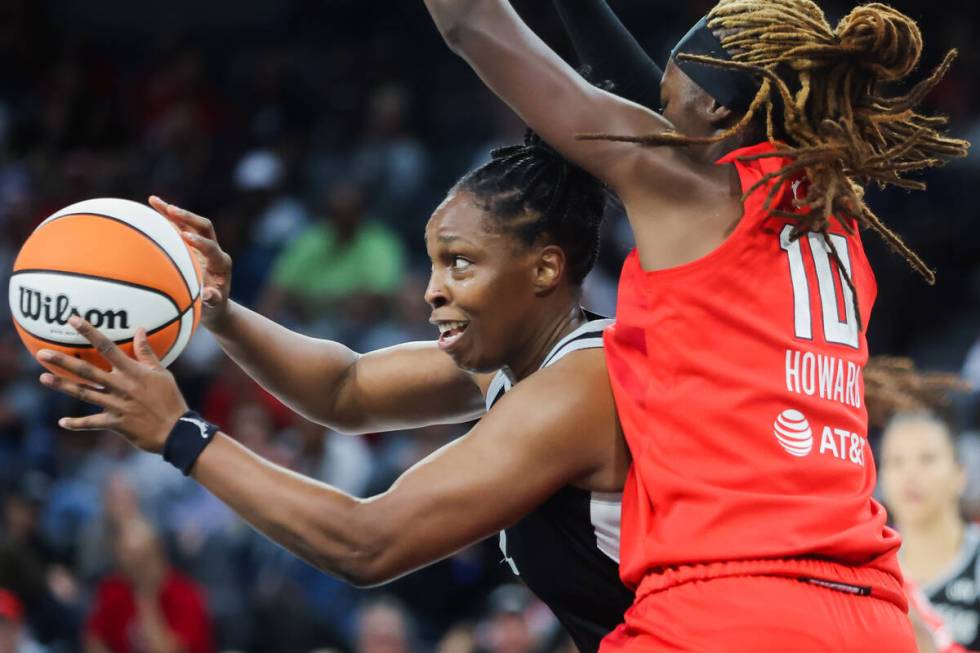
[583,0,970,288]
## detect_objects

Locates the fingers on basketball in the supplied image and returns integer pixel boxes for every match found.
[133,327,162,369]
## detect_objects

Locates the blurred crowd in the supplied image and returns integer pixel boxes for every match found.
[0,1,979,652]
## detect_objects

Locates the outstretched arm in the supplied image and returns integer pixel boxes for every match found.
[211,302,487,432]
[552,0,664,111]
[37,321,616,587]
[423,0,688,197]
[152,197,488,434]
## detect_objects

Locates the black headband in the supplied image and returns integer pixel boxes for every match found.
[669,16,758,112]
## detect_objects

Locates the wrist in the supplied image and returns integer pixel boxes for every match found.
[203,300,235,334]
[162,410,219,476]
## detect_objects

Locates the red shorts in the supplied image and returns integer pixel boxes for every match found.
[599,575,916,653]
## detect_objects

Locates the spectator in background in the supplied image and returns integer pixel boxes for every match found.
[0,473,80,651]
[74,471,141,584]
[260,179,405,342]
[477,585,540,653]
[354,596,416,653]
[880,412,980,651]
[358,272,436,351]
[229,147,310,308]
[85,520,213,653]
[435,624,476,653]
[0,333,53,483]
[350,83,430,232]
[0,588,46,653]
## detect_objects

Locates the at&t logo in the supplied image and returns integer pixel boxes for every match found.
[773,409,813,457]
[772,408,867,466]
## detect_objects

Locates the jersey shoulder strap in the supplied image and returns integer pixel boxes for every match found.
[485,314,613,412]
[485,371,513,412]
[541,315,613,368]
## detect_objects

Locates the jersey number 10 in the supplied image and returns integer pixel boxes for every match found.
[779,225,859,349]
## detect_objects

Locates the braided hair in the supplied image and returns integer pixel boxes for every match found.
[455,130,607,285]
[582,0,970,290]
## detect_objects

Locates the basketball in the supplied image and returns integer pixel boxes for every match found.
[8,198,203,375]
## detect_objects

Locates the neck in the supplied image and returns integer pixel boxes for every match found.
[899,509,966,574]
[504,302,586,382]
[698,134,748,165]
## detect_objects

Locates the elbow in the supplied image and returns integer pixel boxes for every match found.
[342,558,398,589]
[320,510,402,588]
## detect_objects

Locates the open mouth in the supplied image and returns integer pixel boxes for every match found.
[437,321,469,350]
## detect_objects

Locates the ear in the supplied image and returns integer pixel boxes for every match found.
[532,245,566,294]
[705,98,733,130]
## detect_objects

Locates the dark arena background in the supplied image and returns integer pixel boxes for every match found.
[1,1,978,652]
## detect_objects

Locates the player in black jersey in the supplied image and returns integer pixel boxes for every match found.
[879,395,979,651]
[34,6,960,651]
[37,3,666,649]
[38,129,634,651]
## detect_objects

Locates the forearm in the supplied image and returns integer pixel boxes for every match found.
[553,0,664,110]
[191,432,385,585]
[208,300,359,427]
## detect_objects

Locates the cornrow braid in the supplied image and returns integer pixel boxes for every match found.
[455,129,607,285]
[580,0,970,292]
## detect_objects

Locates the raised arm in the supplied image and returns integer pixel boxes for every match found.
[423,0,679,194]
[38,326,618,587]
[151,197,487,433]
[552,0,664,111]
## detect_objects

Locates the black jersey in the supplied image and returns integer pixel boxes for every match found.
[484,316,634,653]
[922,524,980,651]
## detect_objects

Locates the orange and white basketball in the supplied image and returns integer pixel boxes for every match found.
[8,198,202,375]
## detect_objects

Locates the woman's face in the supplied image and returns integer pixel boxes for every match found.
[424,191,545,373]
[879,416,965,528]
[659,60,719,139]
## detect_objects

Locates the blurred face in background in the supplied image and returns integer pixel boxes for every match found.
[324,181,367,237]
[484,612,532,653]
[113,520,167,591]
[880,414,966,528]
[356,601,411,653]
[103,472,140,525]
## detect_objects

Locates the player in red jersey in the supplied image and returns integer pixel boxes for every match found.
[422,0,969,650]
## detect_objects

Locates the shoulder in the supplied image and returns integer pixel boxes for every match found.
[501,348,617,479]
[498,348,612,430]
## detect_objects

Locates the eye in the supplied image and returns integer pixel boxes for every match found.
[451,256,472,271]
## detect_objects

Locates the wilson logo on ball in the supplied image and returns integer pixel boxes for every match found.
[773,409,813,457]
[17,286,130,330]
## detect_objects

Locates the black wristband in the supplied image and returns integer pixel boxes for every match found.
[162,410,219,476]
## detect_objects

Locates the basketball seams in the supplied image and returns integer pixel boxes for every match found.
[40,212,198,305]
[159,301,199,367]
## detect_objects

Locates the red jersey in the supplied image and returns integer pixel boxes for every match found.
[87,570,215,653]
[605,142,905,607]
